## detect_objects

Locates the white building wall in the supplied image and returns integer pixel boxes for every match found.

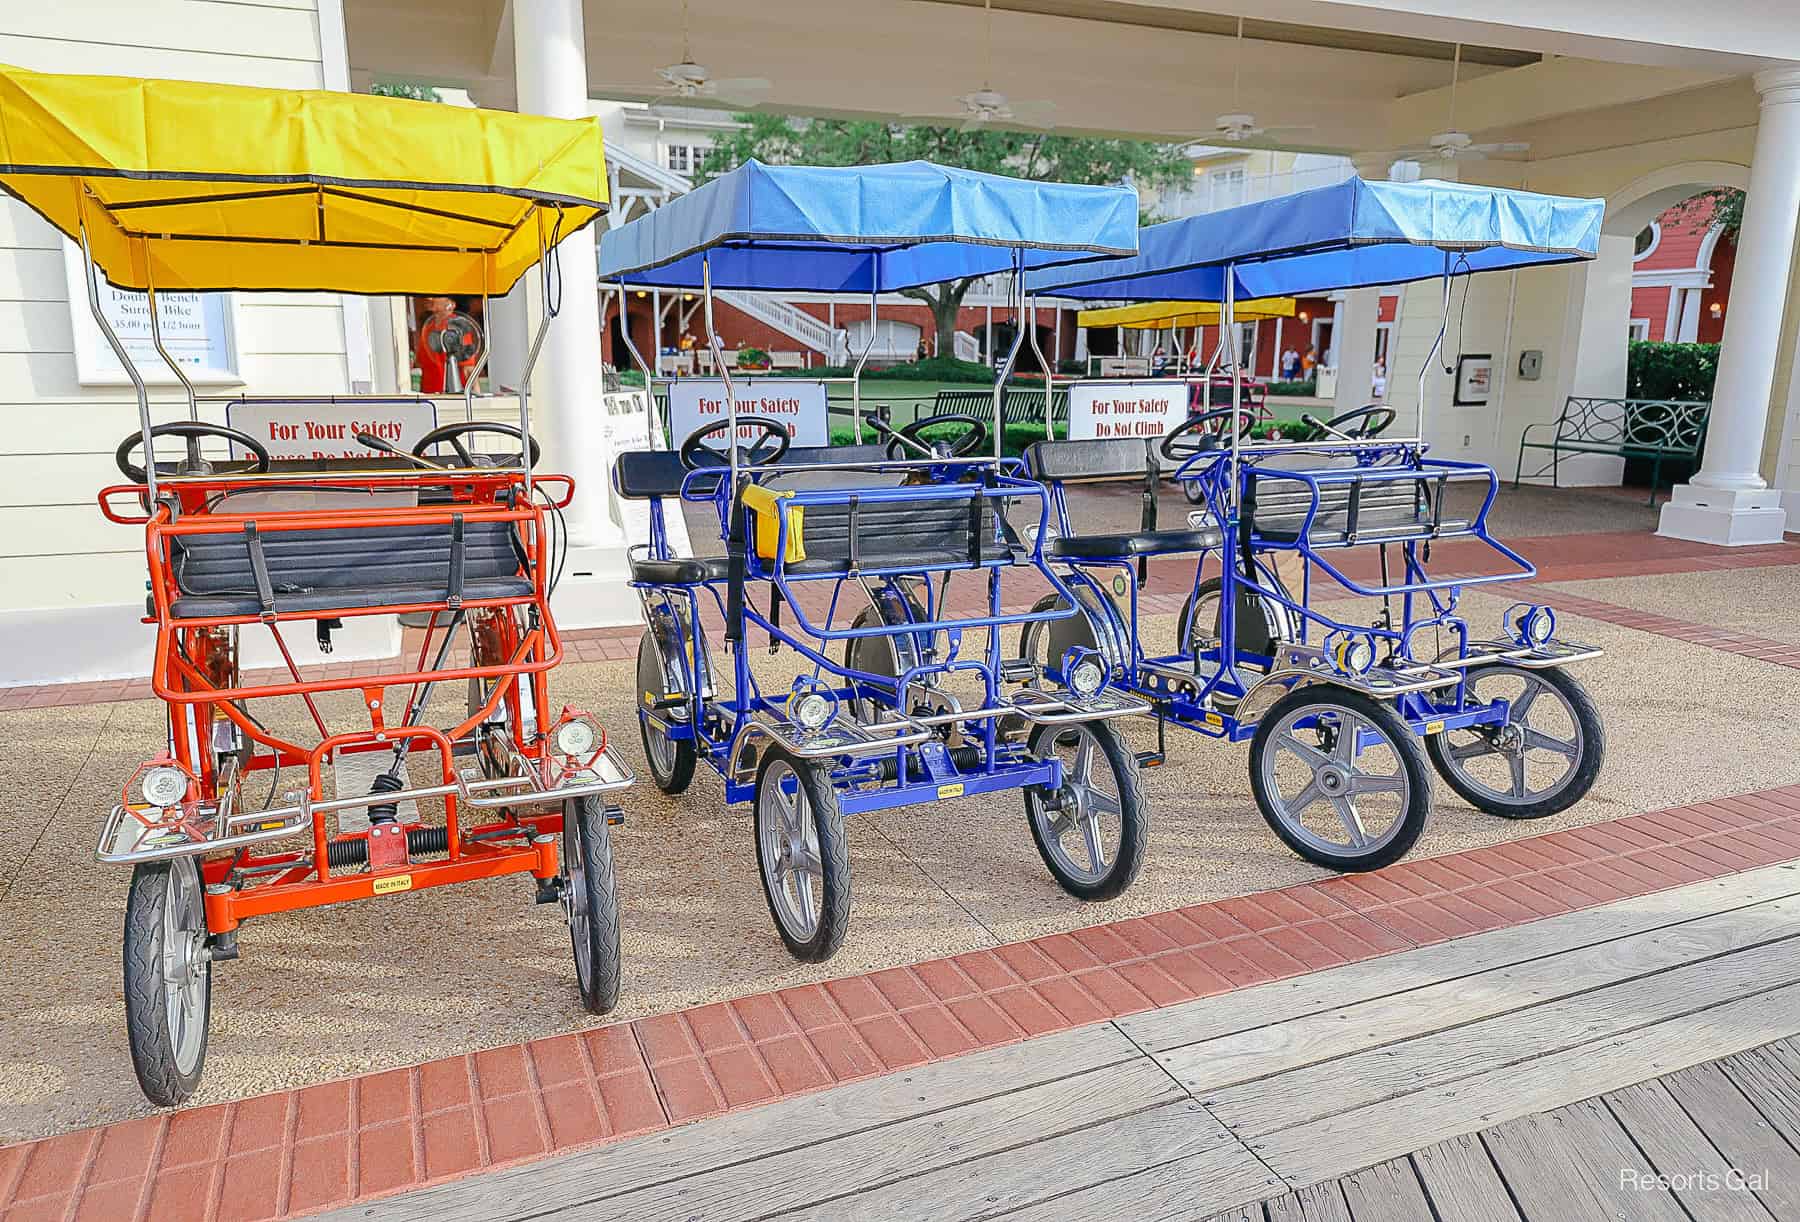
[0,1,355,685]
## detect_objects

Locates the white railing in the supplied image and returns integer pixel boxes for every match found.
[954,331,981,362]
[715,289,844,360]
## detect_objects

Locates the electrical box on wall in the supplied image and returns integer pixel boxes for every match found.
[1518,349,1544,380]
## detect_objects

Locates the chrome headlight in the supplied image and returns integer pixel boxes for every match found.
[1060,647,1108,700]
[786,680,838,733]
[1328,631,1376,677]
[1505,603,1557,647]
[552,717,599,758]
[139,765,190,808]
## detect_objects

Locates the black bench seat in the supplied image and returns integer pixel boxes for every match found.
[169,520,530,617]
[1246,452,1472,546]
[1024,437,1223,562]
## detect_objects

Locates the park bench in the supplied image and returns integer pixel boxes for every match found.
[1514,396,1709,505]
[931,386,1069,426]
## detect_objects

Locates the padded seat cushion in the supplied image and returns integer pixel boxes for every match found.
[1048,526,1221,559]
[169,520,526,617]
[629,555,731,584]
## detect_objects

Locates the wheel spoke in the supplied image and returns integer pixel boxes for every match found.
[1331,714,1360,764]
[1522,728,1578,759]
[1507,750,1528,798]
[793,844,823,875]
[1349,771,1408,795]
[1286,779,1325,815]
[1277,732,1332,771]
[1048,809,1077,840]
[1331,796,1370,847]
[1448,736,1499,760]
[1085,788,1122,818]
[1511,682,1542,721]
[1079,812,1107,872]
[1073,739,1097,786]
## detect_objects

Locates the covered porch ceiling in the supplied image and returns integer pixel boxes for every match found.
[343,0,1780,161]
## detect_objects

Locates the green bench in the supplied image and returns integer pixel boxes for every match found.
[1514,397,1709,506]
[931,387,1069,426]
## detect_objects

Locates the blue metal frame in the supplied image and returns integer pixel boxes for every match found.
[1027,435,1590,750]
[621,454,1149,817]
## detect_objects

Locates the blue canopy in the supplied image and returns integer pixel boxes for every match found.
[1028,177,1604,301]
[599,159,1140,292]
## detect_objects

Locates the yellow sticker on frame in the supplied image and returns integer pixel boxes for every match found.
[372,874,413,896]
[937,783,965,799]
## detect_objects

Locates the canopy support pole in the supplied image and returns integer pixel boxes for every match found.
[611,283,661,444]
[1226,266,1239,515]
[1417,250,1453,446]
[80,211,156,502]
[515,210,558,499]
[143,262,198,424]
[1024,293,1057,440]
[465,290,493,423]
[851,285,878,444]
[993,254,1027,463]
[702,255,739,485]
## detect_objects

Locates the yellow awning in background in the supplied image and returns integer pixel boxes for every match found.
[0,63,608,295]
[1077,298,1297,329]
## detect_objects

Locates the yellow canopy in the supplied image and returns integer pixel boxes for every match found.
[0,64,608,295]
[1077,298,1296,329]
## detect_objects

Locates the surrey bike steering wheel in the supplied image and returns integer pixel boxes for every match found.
[116,422,272,484]
[884,413,990,462]
[1158,407,1258,463]
[1306,404,1397,440]
[411,422,541,469]
[677,416,792,472]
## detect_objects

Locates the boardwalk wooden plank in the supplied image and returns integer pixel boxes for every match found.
[1660,1060,1800,1220]
[988,1120,1284,1222]
[1409,1134,1521,1222]
[1265,1181,1352,1222]
[1481,1112,1618,1221]
[769,1100,1248,1222]
[1120,862,1800,1055]
[1199,933,1800,1137]
[328,1025,1142,1222]
[1601,1080,1775,1222]
[1536,1097,1688,1222]
[1163,893,1800,1097]
[1719,1040,1800,1148]
[1247,978,1800,1185]
[532,1058,1183,1222]
[1338,1158,1434,1221]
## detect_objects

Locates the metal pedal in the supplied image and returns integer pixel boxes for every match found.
[998,658,1035,683]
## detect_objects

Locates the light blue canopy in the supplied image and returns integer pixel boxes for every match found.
[1028,177,1604,301]
[599,159,1140,292]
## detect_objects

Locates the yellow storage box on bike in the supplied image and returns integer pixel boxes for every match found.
[740,484,805,562]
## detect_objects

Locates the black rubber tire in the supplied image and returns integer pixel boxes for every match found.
[1425,664,1605,820]
[1248,685,1432,872]
[753,748,852,963]
[123,857,212,1106]
[1025,719,1150,901]
[637,630,697,796]
[1176,575,1296,658]
[563,795,623,1014]
[1182,479,1206,505]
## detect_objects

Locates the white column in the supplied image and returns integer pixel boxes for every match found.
[514,0,637,623]
[1332,289,1380,412]
[1659,67,1800,545]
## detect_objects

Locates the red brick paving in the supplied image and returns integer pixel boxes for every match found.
[10,779,1800,1220]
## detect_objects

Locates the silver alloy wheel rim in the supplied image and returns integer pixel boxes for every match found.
[1437,669,1582,805]
[565,814,592,982]
[162,857,208,1074]
[758,760,824,940]
[1184,589,1221,653]
[643,715,678,779]
[1259,702,1410,858]
[1033,725,1123,885]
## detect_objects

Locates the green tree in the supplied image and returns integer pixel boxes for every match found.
[698,116,1190,358]
[369,80,442,103]
[1673,187,1744,241]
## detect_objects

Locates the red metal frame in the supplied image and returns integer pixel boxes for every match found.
[102,466,591,935]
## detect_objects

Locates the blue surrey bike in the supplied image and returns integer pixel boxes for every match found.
[601,160,1157,960]
[1020,177,1611,871]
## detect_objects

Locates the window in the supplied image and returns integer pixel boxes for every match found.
[666,144,690,173]
[1209,167,1247,211]
[1628,318,1652,342]
[665,142,709,174]
[1634,222,1661,262]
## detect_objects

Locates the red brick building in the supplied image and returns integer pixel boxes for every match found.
[1628,195,1736,343]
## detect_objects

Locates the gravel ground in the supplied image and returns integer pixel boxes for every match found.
[1547,565,1800,647]
[4,571,1800,1142]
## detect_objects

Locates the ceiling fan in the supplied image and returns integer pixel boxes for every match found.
[1166,18,1315,148]
[904,0,1058,131]
[1384,44,1529,163]
[650,0,772,110]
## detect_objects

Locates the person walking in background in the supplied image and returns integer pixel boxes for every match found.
[1301,346,1317,379]
[1281,346,1300,380]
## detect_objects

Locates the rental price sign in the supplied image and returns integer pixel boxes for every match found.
[1067,379,1190,441]
[665,379,829,449]
[226,400,439,460]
